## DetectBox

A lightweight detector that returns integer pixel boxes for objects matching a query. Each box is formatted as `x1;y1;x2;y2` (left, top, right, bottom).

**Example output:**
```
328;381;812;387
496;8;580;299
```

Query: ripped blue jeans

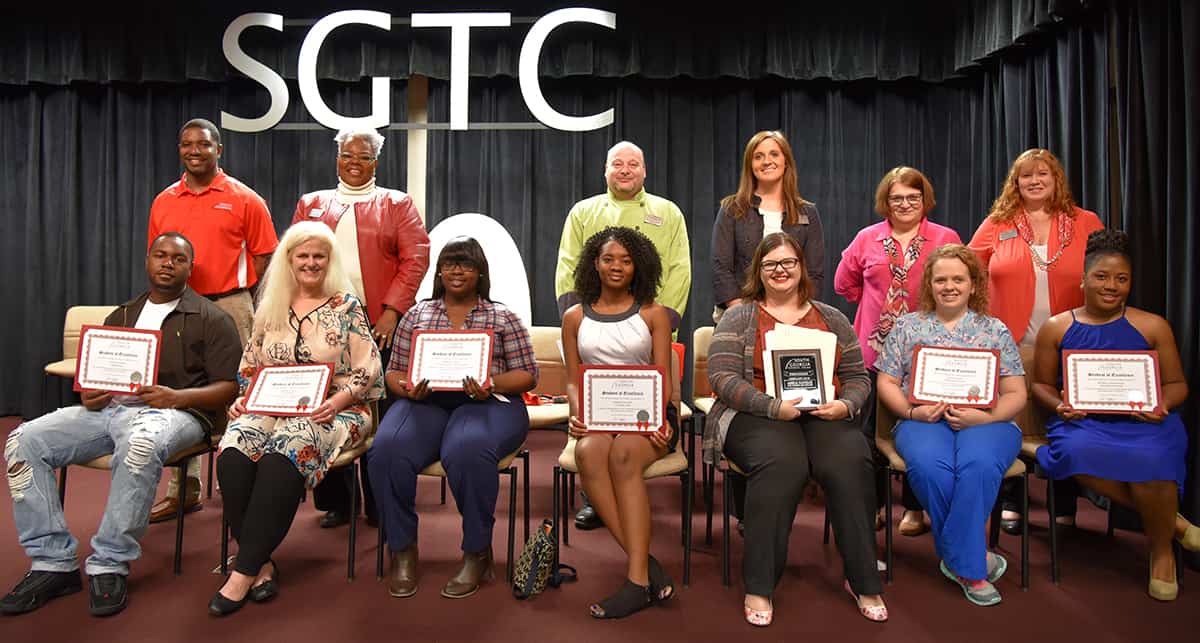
4;403;204;576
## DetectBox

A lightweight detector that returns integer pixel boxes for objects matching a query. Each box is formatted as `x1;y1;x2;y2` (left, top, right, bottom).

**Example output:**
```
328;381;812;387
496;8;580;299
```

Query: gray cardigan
702;299;870;466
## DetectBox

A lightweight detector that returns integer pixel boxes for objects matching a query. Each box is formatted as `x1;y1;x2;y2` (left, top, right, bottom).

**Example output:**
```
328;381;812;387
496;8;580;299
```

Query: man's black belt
203;287;249;301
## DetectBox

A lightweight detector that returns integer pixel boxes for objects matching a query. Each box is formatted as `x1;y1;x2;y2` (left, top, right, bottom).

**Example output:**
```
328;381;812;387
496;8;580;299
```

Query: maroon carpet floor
0;416;1195;642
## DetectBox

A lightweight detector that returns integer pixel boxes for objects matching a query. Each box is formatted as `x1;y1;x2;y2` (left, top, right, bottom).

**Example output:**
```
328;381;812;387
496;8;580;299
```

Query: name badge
998;229;1018;241
643;211;663;226
213;202;234;211
308;208;324;218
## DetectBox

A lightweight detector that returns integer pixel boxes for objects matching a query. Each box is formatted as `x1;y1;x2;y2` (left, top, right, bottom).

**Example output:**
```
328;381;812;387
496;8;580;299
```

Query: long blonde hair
720;130;811;225
254;221;355;330
987;148;1076;222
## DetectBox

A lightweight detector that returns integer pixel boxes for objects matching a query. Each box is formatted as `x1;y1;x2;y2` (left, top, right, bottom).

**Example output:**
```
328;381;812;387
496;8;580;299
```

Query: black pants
723;413;882;597
217;450;306;577
1002;477;1079;517
312;369;392;520
862;370;921;512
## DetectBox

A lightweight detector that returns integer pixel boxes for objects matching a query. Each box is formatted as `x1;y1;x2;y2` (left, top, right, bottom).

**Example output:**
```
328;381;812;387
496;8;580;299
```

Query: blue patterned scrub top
874;310;1024;395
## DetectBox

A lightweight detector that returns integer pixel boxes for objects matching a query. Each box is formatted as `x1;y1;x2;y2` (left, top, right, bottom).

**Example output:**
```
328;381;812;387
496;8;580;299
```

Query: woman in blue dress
1032;229;1198;601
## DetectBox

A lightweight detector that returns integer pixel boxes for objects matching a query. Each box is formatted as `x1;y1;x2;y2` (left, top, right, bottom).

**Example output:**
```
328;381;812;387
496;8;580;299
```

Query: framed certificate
770;349;826;409
909;345;1000;408
1063;350;1162;414
408;330;494;391
580;365;666;433
244;363;334;416
74;325;162;393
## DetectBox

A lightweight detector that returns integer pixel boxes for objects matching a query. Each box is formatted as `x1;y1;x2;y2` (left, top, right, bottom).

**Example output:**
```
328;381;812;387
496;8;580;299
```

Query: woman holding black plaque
562;226;678;619
874;244;1026;607
705;232;885;626
1031;230;1196;601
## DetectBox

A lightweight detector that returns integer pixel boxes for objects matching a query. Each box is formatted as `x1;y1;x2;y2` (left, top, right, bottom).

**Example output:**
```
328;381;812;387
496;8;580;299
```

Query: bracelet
907;407;915;420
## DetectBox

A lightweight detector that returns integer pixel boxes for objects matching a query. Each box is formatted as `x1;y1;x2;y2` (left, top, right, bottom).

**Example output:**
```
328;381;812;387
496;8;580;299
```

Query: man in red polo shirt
145;118;278;521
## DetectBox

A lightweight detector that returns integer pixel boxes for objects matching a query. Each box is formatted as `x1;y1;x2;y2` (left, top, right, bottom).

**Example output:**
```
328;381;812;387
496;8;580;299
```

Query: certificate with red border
74;325;162;393
908;345;1000;408
580;365;666;433
1063;349;1162;414
244;363;334;416
408;329;494;391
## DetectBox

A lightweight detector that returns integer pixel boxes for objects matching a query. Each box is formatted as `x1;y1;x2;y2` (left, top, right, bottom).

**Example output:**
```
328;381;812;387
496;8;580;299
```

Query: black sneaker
88;573;127;617
0;570;82;615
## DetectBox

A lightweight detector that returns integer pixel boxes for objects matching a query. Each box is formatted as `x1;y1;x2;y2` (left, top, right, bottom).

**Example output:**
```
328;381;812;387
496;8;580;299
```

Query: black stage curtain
2;1;1099;85
1110;0;1200;566
0;79;407;419
424;16;1110;338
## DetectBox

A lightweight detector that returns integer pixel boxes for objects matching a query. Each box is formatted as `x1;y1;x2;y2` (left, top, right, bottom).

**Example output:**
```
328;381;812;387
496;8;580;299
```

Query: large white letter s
221;13;288;133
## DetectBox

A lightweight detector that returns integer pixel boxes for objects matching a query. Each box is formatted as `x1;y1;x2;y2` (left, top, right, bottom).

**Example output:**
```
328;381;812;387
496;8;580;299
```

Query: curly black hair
1083;229;1131;273
573;226;662;306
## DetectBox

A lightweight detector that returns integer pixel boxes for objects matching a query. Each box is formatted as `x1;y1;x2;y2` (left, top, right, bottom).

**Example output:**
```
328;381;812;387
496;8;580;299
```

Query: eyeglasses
760;258;800;272
887;194;923;207
441;260;479;272
338;153;376;163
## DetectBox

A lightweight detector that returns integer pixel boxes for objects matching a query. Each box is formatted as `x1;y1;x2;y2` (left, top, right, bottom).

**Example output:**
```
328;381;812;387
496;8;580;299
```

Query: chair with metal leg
58;433;220;576
874;397;1030;589
374;447;531;583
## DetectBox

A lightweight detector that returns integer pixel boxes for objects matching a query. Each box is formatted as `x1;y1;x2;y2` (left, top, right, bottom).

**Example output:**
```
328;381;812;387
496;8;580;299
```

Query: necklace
1015;210;1073;270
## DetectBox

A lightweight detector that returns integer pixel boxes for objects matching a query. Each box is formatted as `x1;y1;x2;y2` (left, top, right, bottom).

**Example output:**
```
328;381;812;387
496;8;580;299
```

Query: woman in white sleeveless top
562;226;677;619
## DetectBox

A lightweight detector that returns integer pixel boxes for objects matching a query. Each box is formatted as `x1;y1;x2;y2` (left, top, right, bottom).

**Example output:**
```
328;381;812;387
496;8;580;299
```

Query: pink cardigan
834;218;962;368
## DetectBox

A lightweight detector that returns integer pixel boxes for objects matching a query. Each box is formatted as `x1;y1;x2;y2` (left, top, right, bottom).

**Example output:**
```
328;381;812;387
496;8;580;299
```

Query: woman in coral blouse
969;148;1103;534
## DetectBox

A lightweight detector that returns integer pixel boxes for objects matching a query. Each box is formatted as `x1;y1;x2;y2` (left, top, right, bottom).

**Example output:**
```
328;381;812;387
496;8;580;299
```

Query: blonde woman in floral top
209;221;383;616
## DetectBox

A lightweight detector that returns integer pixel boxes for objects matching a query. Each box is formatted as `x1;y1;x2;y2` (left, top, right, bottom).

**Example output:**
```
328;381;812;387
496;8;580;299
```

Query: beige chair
527;326;571;430
552;350;693;585
220;402;379;580
374;446;530;583
47;304;223;501
875;396;1029;588
43;305;119;380
58;430;221;575
1012;347;1180;585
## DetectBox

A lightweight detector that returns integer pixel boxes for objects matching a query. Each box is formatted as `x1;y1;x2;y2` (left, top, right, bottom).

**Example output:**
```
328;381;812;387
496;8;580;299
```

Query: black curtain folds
2;1;1102;85
0;80;407;419
2;2;1197;561
1111;0;1200;566
424;20;1110;333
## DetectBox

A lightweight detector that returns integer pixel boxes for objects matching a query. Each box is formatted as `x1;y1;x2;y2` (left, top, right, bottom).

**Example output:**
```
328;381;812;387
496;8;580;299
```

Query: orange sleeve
968;217;996;266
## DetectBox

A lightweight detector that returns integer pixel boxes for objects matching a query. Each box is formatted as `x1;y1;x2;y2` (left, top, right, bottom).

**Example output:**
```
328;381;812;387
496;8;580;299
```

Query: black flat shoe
647;556;675;604
1000;516;1023;536
589;580;653;619
574;504;603;531
319;511;350;529
208;589;248;617
249;560;279;603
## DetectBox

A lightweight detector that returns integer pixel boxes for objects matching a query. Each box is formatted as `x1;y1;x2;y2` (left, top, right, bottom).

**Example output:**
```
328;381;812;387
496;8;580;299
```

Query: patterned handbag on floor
512;519;577;599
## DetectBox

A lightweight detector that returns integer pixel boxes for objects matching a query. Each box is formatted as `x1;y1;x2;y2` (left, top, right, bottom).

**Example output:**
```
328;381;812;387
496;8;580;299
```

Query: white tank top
577;302;652;366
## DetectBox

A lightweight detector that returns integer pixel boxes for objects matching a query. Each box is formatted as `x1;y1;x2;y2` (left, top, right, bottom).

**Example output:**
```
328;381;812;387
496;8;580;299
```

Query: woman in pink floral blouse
209;221;384;616
834;167;961;536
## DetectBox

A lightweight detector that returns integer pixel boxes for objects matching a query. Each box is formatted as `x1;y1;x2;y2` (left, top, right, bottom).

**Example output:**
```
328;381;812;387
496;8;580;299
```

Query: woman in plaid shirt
369;237;538;600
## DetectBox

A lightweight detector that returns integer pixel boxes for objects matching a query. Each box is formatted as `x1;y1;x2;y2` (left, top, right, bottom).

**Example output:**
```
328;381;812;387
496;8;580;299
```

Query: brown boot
441;546;494;599
387;544;419;598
